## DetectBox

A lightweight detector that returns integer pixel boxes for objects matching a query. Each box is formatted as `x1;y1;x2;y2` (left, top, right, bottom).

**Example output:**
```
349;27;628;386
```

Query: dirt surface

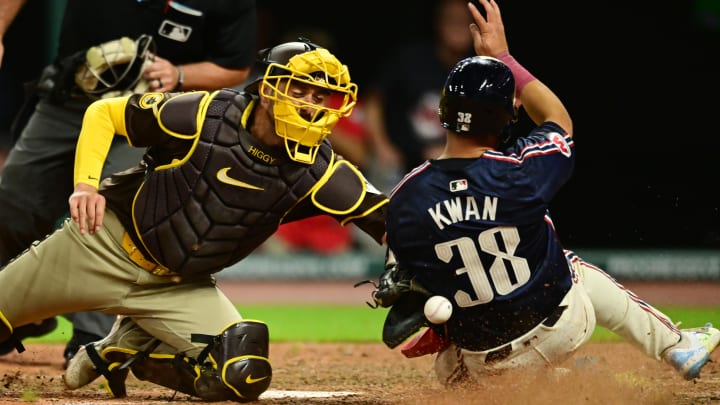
1;280;719;404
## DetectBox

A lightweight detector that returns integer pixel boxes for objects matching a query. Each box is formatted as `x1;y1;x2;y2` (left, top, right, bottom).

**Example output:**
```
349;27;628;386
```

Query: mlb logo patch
159;21;192;42
449;179;468;192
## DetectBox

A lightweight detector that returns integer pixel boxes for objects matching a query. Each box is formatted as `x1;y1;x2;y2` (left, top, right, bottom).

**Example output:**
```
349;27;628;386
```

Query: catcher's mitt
382;291;429;348
354;249;433;348
354;249;431;308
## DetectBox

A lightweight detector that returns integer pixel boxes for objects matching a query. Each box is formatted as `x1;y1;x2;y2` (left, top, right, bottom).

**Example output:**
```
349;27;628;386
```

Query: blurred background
2;0;719;279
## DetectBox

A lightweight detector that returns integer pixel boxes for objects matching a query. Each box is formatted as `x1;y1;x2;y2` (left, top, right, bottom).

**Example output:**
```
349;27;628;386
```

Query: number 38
435;226;530;307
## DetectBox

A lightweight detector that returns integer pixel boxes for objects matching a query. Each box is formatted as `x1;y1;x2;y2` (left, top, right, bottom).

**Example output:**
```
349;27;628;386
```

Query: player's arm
69;96;131;235
73;90;187;190
468;0;572;137
0;0;26;66
331;160;389;245
73;97;131;190
70;96;130;233
70;91;192;234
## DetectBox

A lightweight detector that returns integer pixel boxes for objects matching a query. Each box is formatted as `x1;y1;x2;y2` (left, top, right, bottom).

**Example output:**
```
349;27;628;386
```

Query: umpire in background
0;0;256;366
0;38;387;401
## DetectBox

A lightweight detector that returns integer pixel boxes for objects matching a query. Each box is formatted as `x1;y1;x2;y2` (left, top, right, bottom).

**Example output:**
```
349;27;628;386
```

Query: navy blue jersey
386;122;576;351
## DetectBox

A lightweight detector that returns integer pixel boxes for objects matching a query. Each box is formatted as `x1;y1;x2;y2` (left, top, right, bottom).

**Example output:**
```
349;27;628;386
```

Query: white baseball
424;295;453;324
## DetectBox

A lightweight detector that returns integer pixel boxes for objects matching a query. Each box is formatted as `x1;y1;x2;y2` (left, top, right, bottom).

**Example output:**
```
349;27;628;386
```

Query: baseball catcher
0;38;388;401
365;0;720;386
0;0;257;368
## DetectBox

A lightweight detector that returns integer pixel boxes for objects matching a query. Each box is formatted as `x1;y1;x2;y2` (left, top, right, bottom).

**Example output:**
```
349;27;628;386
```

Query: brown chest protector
132;90;333;276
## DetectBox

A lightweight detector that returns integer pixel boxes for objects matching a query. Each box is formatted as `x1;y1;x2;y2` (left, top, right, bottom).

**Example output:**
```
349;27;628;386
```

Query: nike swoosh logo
216;167;264;190
245;374;269;384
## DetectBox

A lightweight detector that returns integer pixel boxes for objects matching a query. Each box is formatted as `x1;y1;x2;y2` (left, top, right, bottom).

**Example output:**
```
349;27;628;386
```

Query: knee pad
103;320;272;402
195;320;272;401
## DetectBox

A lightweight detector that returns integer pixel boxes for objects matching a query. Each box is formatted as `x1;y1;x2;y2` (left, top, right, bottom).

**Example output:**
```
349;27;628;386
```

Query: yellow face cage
260;49;358;164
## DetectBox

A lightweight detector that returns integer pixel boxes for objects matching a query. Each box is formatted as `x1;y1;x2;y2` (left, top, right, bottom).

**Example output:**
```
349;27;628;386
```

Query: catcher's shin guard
196;320;272;401
105;320;272;402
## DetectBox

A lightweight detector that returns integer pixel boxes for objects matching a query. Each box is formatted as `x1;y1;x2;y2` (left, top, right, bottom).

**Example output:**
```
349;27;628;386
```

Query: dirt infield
2;341;719;404
1;280;719;404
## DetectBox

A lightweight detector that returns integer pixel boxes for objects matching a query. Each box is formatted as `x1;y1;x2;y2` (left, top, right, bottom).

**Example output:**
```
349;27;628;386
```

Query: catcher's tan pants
434;254;682;383
0;209;242;355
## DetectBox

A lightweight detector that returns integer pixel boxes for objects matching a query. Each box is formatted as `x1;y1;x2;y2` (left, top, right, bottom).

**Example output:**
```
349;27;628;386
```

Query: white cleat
663;323;720;380
63;345;101;389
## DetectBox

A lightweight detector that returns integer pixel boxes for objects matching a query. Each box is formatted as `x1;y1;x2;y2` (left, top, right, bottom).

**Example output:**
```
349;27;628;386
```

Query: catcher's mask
245;38;357;164
75;34;155;99
439;56;518;139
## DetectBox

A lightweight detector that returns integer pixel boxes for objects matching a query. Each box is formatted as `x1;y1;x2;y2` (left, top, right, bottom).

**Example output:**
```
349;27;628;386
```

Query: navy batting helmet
438;56;516;136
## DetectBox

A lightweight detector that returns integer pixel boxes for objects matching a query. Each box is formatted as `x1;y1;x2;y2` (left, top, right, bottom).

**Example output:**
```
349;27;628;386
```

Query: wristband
174;65;184;91
495;51;535;96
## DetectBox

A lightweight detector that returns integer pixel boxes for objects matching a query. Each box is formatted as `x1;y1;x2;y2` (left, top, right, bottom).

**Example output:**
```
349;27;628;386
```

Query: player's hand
468;0;509;58
68;183;106;235
144;54;180;92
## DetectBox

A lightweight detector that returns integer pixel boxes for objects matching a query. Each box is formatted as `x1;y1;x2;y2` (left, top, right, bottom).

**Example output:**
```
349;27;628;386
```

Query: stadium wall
215;249;720;281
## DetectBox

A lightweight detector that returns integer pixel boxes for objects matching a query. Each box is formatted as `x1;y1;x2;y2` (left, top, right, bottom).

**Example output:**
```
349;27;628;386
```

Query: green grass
589;308;720;342
26;306;719;344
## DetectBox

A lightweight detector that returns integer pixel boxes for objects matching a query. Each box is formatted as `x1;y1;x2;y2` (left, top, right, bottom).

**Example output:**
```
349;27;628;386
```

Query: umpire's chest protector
132;90;338;276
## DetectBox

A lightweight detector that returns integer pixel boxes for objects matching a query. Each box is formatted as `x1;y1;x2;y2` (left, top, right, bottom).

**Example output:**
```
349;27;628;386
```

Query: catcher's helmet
245;38;357;164
74;34;155;99
439;56;516;136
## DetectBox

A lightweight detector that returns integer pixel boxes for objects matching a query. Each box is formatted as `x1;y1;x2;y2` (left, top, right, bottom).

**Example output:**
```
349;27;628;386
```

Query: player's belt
121;232;178;277
484;305;568;363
